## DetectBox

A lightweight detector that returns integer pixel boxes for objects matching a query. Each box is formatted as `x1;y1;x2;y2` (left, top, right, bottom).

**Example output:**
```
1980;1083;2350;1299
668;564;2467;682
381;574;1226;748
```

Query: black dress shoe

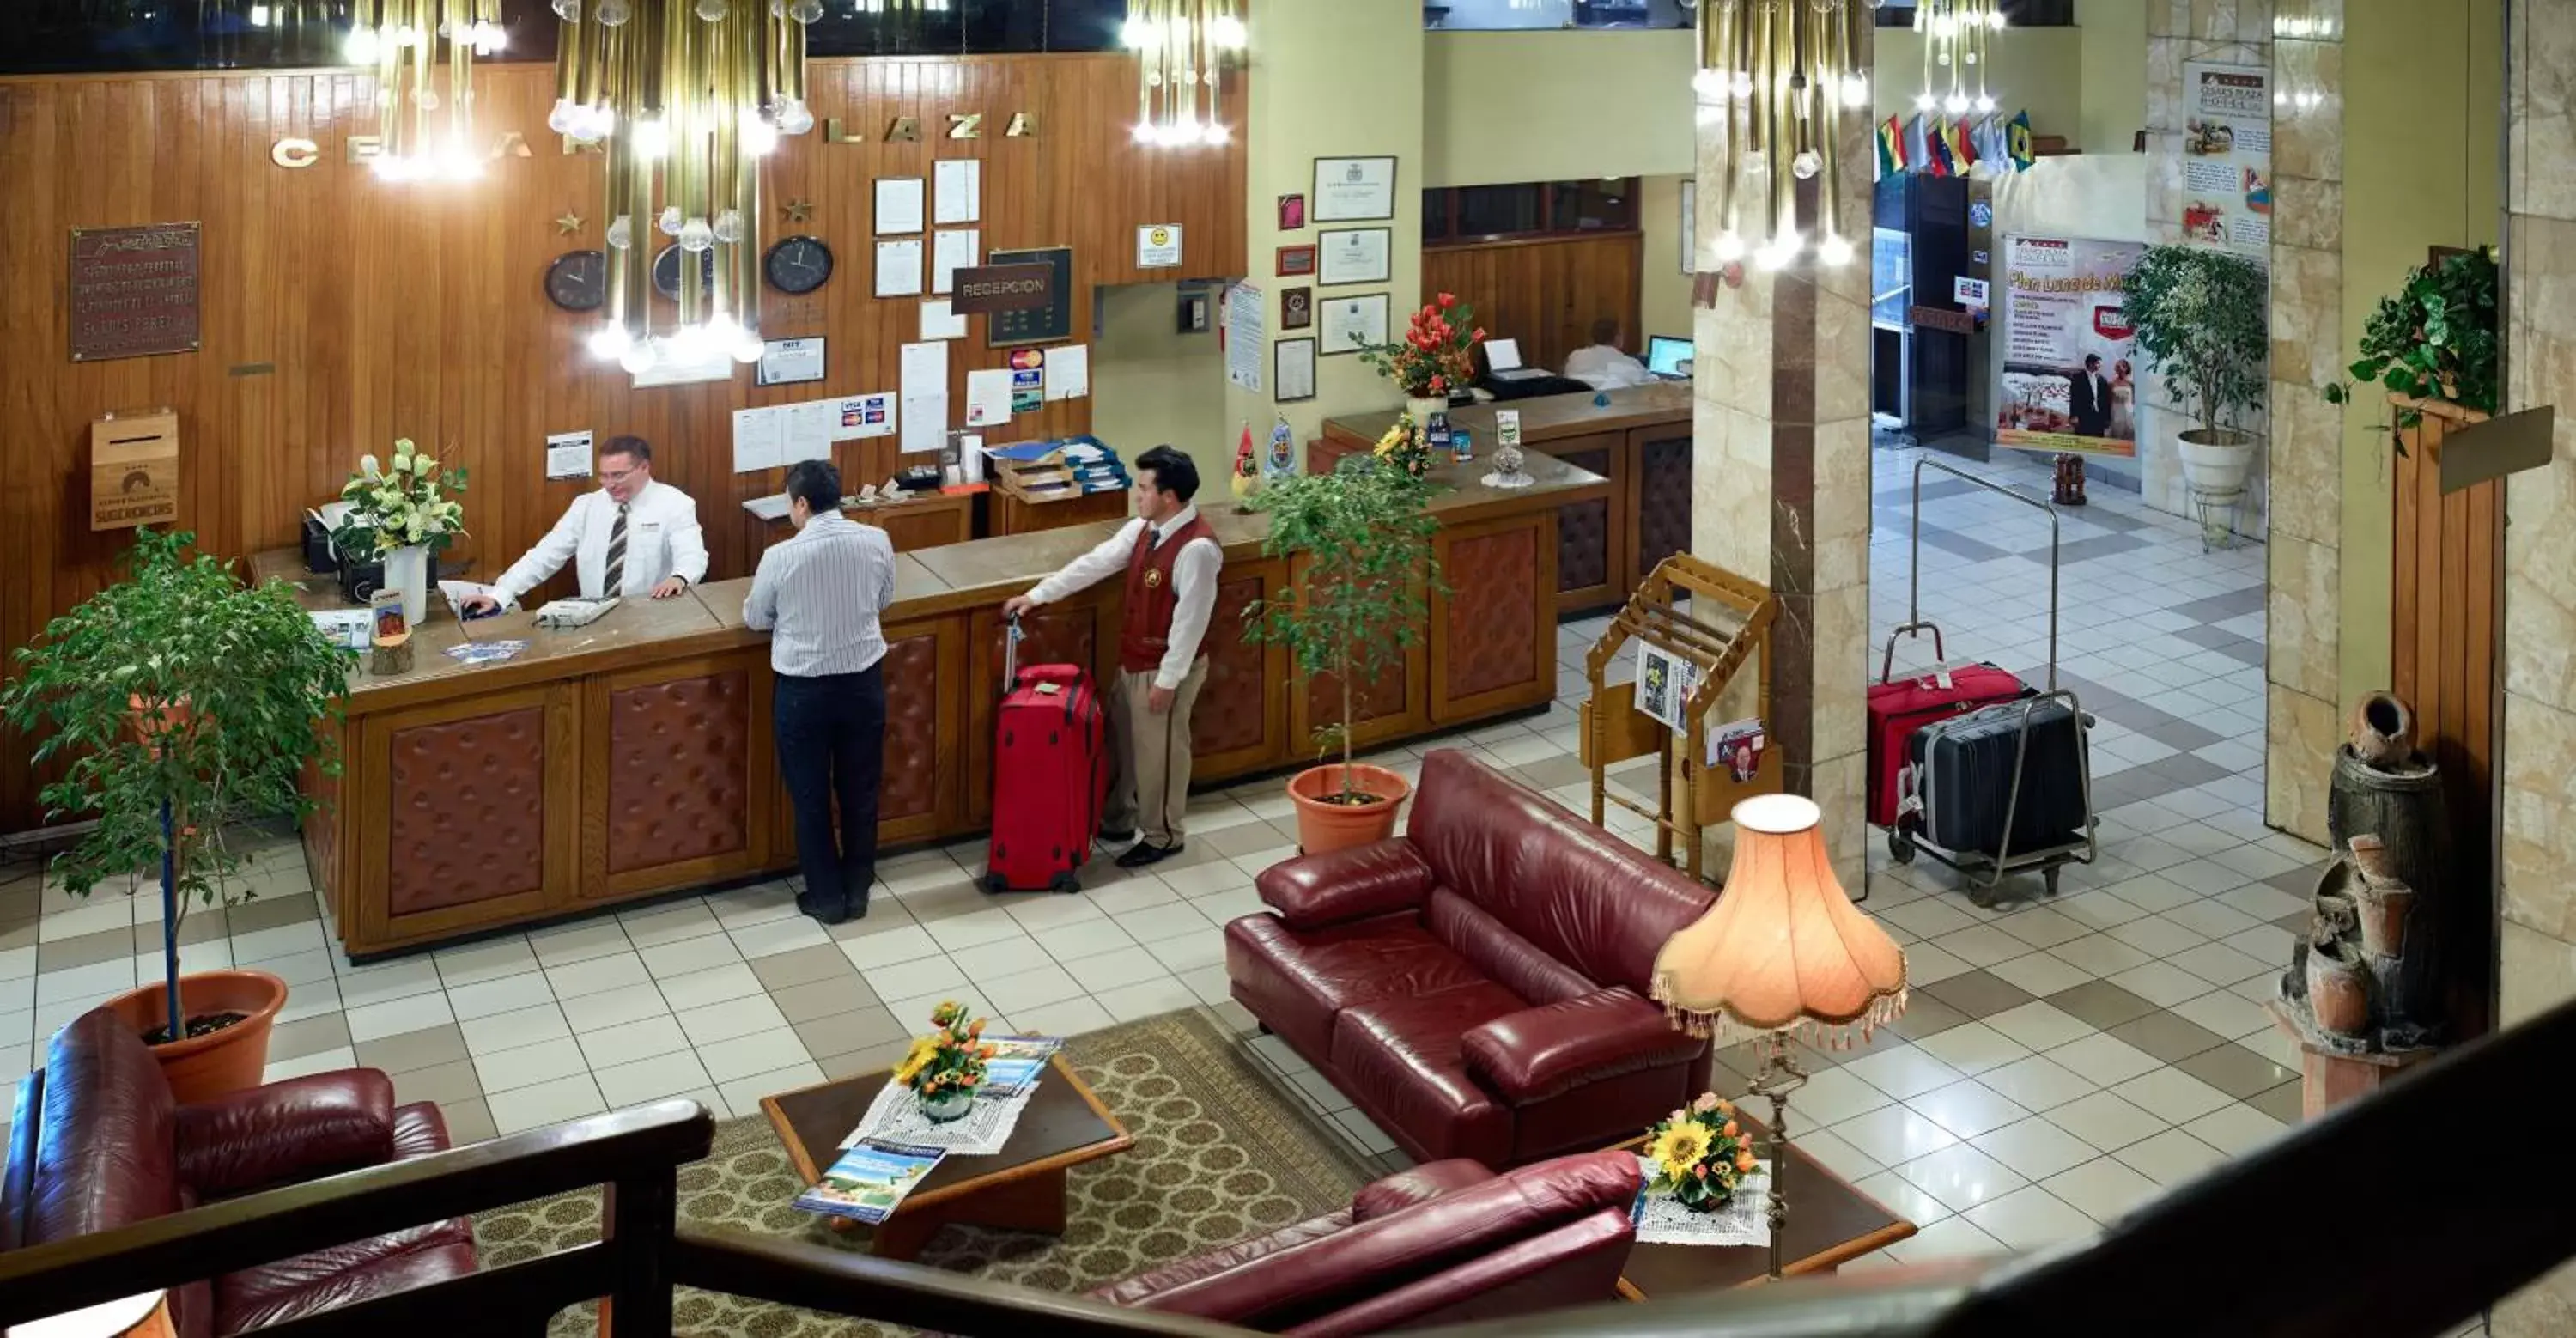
1115;842;1182;869
799;891;854;926
1097;828;1137;845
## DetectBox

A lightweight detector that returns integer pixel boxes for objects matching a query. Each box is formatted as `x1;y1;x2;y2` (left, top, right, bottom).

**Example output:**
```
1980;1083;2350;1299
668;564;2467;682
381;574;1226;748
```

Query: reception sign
1993;234;2145;459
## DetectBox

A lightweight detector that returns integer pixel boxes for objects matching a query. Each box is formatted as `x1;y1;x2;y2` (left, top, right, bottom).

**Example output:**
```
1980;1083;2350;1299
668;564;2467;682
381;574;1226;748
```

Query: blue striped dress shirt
742;513;897;677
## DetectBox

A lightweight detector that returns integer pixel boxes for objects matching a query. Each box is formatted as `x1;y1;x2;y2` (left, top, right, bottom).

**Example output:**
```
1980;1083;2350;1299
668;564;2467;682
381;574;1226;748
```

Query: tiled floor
0;444;2376;1292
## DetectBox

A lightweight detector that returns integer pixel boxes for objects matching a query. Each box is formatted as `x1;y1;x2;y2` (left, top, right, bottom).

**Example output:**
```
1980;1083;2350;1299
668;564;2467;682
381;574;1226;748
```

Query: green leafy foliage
2119;245;2270;437
1244;458;1446;801
2322;246;2500;417
335;436;471;558
0;529;350;922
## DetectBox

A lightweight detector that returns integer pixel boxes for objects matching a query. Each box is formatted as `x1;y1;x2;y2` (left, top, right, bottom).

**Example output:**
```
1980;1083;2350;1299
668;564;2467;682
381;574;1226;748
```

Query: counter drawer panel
1194;573;1269;757
1444;526;1541;702
386;708;550;916
1556;447;1613;595
1634;432;1692;579
880;632;943;825
605;671;752;874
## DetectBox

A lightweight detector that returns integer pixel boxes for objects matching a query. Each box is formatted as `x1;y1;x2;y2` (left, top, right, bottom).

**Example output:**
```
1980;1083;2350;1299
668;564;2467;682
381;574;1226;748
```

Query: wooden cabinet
582;649;774;903
1544;431;1628;614
1431;511;1558;722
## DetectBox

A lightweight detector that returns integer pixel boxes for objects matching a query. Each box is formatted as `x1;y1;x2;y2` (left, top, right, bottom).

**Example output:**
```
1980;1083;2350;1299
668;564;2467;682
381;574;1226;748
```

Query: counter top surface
1324;382;1692;446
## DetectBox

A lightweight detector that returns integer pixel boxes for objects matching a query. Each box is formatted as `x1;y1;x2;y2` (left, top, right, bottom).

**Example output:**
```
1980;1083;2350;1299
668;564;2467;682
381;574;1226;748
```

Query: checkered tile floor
0;445;2419;1298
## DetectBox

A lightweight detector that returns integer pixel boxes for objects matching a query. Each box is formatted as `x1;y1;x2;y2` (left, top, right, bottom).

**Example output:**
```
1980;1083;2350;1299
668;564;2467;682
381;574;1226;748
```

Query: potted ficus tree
1;528;349;1101
1248;456;1446;853
2120;245;2270;519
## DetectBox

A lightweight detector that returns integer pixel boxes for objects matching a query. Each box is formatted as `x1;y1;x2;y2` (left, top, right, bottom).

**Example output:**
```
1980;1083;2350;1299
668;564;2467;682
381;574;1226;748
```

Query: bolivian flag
1946;119;1978;172
2008;110;2037;171
1877;115;1907;176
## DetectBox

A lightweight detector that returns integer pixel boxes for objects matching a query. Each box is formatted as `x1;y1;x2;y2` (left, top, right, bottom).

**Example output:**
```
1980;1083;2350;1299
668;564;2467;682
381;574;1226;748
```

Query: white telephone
535;597;620;629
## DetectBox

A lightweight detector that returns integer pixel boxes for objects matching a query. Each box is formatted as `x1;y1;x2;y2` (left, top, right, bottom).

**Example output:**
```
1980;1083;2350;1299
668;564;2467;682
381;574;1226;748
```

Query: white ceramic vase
384;544;430;628
1406;394;1449;423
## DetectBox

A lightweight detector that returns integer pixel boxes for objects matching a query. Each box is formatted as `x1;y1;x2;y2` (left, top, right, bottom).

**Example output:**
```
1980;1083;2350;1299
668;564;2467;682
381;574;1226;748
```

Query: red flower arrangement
1358;293;1485;398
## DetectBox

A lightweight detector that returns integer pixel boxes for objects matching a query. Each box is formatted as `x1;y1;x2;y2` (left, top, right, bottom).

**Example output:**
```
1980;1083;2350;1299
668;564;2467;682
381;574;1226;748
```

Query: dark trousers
772;663;886;916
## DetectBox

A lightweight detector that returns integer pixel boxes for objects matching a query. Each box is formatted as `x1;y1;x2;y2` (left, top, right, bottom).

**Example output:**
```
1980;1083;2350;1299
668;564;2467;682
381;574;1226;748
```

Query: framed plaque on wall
1312;155;1397;223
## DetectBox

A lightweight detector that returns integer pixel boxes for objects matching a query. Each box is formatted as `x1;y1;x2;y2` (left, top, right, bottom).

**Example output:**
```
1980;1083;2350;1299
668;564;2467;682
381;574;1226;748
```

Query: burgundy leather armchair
1092;1152;1643;1335
1228;749;1718;1167
2;1009;477;1336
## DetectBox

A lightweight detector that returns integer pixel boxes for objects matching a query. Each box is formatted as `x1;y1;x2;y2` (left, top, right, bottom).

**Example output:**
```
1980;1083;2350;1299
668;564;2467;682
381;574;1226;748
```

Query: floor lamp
1652;794;1910;1279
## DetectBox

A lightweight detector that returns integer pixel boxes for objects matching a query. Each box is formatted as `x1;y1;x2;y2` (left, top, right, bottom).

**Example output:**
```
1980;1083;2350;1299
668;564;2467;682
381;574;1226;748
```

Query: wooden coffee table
1612;1111;1916;1297
761;1056;1133;1261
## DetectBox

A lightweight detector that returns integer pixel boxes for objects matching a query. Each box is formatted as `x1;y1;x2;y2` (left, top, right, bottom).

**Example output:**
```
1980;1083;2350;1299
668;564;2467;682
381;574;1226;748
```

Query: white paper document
964;368;1015;427
1044;344;1091;401
1225;283;1265;392
874;176;926;235
920;299;968;341
1275;338;1316;403
901;397;948;454
1136;223;1183;268
544;430;593;480
933;158;982;225
933;229;980;295
875;239;925;298
783;400;838;464
732;405;785;473
834;392;897;441
758;337;826;386
740;493;793;522
899;340;949;401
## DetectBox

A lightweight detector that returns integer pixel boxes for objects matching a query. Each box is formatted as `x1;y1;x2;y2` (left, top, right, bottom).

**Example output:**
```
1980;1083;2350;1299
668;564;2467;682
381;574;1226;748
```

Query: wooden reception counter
284;451;1606;958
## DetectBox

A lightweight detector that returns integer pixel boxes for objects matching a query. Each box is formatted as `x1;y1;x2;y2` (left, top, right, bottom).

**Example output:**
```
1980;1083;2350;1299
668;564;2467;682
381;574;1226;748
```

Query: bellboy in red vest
1002;447;1220;868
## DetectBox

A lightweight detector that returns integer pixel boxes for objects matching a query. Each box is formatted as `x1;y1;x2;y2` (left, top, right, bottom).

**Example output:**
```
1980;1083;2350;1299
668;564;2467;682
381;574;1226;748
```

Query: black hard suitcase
1901;696;2090;859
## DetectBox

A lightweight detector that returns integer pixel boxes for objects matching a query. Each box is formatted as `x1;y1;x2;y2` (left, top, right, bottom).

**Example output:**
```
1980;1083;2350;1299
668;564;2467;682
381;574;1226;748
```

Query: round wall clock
651;244;718;301
544;250;606;312
763;235;835;295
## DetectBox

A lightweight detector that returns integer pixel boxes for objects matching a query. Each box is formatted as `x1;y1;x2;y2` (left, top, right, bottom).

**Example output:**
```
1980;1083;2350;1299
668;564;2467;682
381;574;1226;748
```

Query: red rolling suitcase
984;618;1109;895
1868;661;2024;828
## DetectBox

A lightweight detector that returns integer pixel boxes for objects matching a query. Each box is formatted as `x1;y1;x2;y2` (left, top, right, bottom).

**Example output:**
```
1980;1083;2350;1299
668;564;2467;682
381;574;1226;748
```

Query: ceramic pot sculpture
2306;939;2372;1038
2350;691;2416;769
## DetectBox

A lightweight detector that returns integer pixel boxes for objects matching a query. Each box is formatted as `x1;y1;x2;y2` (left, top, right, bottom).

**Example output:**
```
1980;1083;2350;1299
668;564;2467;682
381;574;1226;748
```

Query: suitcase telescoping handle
1003;611;1025;690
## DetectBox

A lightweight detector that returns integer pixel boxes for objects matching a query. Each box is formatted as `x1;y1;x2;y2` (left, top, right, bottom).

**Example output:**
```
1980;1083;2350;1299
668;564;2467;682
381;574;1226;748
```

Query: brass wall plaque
69;222;202;362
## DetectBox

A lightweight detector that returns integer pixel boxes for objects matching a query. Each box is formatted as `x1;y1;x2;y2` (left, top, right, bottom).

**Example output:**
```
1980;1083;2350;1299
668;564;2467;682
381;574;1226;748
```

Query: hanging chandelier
346;0;511;182
1913;0;2005;115
1122;0;1248;148
549;0;823;374
1696;0;1869;272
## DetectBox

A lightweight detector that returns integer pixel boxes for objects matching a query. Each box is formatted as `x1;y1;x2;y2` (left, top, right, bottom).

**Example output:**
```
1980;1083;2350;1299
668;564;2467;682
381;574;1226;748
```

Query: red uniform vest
1121;514;1217;674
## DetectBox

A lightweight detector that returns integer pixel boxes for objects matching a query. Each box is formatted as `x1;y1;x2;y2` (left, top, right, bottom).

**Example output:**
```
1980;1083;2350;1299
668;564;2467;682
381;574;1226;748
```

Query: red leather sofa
1092;1151;1642;1334
2;1009;477;1336
1228;749;1719;1167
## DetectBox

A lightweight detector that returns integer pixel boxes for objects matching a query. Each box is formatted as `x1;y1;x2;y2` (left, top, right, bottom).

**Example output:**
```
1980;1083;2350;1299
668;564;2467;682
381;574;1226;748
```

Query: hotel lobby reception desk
287;454;1604;958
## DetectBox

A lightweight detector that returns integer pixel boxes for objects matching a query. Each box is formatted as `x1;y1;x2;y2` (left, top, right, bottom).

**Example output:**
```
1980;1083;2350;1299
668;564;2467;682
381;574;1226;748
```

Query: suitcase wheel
1967;880;2001;910
984;873;1009;894
1886;827;1916;865
1050;873;1081;895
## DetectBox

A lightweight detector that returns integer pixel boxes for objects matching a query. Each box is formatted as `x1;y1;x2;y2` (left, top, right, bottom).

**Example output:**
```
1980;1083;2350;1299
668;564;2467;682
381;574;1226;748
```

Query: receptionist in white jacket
460;436;708;613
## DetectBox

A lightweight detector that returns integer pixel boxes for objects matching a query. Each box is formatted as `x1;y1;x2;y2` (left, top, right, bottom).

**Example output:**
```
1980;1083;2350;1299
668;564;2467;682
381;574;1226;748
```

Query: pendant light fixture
1912;0;2005;116
1696;0;1869;271
1122;0;1248;148
549;0;823;374
346;0;511;182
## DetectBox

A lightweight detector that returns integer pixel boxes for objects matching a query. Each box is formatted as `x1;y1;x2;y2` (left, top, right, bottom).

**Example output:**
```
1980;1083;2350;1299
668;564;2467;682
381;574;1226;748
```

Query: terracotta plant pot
2352;882;2416;960
2349;691;2416;769
2305;942;2371;1038
102;969;290;1104
1286;763;1413;855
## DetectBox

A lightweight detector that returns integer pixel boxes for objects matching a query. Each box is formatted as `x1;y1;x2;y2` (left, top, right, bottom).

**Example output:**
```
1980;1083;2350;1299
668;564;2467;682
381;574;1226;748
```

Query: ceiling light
1125;1;1247;150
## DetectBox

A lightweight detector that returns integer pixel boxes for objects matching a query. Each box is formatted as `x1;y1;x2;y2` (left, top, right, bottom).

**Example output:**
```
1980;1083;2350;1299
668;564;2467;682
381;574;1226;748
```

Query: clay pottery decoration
2353;880;2416;960
2306;940;2371;1037
2349;691;2415;769
1286;763;1413;854
102;969;290;1104
2348;833;2397;886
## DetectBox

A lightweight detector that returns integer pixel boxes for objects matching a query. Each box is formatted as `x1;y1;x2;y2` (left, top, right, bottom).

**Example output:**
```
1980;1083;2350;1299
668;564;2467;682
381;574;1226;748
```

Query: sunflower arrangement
892;1000;996;1100
1644;1092;1758;1213
1370;411;1437;480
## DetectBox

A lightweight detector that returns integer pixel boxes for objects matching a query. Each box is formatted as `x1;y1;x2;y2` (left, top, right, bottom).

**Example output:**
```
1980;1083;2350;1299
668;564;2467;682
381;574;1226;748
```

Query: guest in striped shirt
745;460;898;924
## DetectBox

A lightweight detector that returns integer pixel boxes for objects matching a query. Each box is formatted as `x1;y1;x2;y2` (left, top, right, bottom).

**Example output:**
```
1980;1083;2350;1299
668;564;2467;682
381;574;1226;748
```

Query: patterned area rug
472;1008;1373;1337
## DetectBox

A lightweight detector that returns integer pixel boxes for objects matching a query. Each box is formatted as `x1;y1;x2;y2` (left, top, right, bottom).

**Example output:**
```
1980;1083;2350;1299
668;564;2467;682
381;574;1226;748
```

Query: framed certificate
1275;337;1317;404
1312;155;1398;222
1316;228;1392;286
1319;292;1389;356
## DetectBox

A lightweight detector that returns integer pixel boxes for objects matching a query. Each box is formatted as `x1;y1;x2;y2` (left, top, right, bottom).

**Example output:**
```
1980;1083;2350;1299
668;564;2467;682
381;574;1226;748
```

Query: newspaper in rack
792;1140;947;1225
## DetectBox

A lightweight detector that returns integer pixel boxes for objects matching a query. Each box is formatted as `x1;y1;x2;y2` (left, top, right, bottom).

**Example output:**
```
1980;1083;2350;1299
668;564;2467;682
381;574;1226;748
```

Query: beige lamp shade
9;1292;173;1338
1652;794;1908;1043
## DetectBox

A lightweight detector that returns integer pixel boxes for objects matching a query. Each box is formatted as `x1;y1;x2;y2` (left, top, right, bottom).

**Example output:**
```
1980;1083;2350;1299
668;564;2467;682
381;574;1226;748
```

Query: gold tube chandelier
346;0;509;182
548;0;823;374
1696;0;1869;271
1913;0;2005;115
1122;0;1248;149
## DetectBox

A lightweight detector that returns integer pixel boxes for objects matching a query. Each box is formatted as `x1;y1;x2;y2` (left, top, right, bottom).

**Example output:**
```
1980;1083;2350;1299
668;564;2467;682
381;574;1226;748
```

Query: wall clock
764;235;835;295
651;244;717;301
544;249;606;312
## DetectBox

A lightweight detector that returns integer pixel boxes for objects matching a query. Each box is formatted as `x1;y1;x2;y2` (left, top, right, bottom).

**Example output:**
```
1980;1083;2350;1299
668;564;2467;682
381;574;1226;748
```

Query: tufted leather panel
1443;527;1540;701
995;603;1097;683
605;671;750;873
1634;434;1692;579
1193;573;1268;755
878;633;940;824
386;708;548;917
1553;447;1612;594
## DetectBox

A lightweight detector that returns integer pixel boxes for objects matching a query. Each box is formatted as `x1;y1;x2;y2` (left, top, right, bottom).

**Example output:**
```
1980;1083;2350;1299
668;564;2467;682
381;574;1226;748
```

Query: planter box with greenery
1246;457;1447;854
2322;245;2500;438
2120;246;2270;532
2;528;350;1100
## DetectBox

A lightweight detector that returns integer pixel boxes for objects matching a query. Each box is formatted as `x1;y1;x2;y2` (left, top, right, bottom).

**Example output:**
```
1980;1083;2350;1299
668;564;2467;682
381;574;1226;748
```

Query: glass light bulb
1212;15;1247;48
1792;149;1823;179
1731;70;1754;100
1818;234;1855;267
552;0;580;18
633;118;670;160
1714;231;1747;264
596;0;630;24
1944;93;1971;114
1840;74;1870;108
1203;120;1230;144
345;24;380;61
740;113;779;157
577;106;615;142
1988;10;2008;28
732;332;767;364
586;325;632;359
679;218;714;252
1915;92;1936;112
712;209;744;244
1974;94;1996;113
705;312;742;344
619;341;658;374
1132;123;1155;145
788;0;823;21
695;0;726;17
548;98;580;135
774;97;814;136
1759;234;1801;271
1121;16;1156;47
669;324;713;362
606;214;633;249
1692;68;1726;99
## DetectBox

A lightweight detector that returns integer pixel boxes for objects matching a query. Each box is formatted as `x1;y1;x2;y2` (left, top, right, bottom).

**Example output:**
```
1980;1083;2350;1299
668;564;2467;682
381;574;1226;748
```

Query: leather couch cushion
1257;841;1435;932
1351;1159;1494;1221
391;1103;453;1160
1424;889;1596;1007
1329;986;1528;1166
1226;915;1488;1063
176;1072;395;1199
214;1220;478;1335
1293;1207;1635;1338
27;1011;182;1244
1089;1212;1354;1307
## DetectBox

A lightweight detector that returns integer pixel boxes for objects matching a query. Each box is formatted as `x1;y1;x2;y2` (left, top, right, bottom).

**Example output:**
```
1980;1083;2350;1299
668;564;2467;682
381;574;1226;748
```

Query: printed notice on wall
544;430;593;480
1224;282;1265;392
2181;61;2271;259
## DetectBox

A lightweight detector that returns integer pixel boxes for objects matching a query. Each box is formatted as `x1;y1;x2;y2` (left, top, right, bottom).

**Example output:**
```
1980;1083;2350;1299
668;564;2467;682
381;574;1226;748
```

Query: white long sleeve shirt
494;479;708;605
742;513;897;677
1563;344;1656;391
1024;506;1222;690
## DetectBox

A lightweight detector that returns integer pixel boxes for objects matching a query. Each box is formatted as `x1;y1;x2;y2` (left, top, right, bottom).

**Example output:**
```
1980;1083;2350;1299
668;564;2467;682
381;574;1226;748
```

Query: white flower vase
385;544;430;627
1406;394;1449;423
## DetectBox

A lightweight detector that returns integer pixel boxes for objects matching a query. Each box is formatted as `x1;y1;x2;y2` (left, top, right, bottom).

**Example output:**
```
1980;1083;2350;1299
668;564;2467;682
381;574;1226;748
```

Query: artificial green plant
2323;246;2500;435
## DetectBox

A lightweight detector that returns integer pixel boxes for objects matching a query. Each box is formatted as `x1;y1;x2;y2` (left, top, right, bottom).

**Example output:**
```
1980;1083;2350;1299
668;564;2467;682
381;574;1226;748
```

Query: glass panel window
1455;185;1546;240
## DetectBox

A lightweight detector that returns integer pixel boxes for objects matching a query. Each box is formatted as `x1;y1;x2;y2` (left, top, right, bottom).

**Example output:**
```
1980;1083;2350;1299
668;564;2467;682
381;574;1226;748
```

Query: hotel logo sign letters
272;113;1035;167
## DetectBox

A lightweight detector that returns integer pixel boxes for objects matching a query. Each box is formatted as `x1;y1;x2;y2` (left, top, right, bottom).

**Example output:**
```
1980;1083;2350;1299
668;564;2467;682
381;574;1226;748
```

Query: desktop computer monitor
1644;335;1692;378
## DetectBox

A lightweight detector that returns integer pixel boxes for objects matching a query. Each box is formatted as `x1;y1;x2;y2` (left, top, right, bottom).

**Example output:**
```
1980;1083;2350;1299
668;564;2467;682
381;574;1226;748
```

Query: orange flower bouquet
894;1000;997;1122
1643;1092;1757;1213
1358;292;1485;400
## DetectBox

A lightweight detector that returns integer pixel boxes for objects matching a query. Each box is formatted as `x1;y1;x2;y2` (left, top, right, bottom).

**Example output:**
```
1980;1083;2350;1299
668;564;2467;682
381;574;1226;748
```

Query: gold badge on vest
1144;569;1164;589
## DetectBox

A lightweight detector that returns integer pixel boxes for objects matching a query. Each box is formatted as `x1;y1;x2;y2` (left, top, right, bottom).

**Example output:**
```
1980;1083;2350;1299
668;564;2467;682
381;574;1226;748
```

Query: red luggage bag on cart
984;617;1109;895
1868;660;2025;828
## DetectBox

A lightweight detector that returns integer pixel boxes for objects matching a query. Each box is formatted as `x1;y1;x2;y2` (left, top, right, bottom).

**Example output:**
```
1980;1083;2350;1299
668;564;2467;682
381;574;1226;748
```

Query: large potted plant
1;528;350;1101
2119;246;2270;505
333;436;468;627
1358;292;1485;423
2322;246;2500;435
1248;457;1446;854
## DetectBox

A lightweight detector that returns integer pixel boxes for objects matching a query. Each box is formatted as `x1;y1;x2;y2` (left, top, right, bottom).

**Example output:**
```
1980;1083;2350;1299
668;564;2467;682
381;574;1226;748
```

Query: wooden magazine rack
1579;555;1778;881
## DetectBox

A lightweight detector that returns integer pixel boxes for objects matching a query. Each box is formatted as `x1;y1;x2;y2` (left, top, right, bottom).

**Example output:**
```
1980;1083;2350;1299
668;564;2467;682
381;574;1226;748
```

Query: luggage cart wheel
2043;866;2062;897
1886;828;1916;865
1968;880;2001;910
1050;873;1082;895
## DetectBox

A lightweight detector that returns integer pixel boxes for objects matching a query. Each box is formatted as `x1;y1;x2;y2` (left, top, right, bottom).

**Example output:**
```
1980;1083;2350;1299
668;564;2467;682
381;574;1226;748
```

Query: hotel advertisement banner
2182;61;2272;259
1993;234;2145;459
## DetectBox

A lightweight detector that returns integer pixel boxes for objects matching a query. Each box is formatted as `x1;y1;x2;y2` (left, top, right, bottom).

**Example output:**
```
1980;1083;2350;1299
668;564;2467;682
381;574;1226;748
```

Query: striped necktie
603;502;629;595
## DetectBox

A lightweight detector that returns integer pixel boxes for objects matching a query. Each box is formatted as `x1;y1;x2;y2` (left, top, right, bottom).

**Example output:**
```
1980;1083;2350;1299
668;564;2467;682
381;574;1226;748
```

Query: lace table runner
841;1081;1036;1156
1631;1154;1774;1248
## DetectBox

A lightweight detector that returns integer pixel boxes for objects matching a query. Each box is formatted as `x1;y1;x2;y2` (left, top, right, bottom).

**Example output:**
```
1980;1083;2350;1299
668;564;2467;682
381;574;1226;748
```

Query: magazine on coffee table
793;1140;948;1225
980;1036;1063;1098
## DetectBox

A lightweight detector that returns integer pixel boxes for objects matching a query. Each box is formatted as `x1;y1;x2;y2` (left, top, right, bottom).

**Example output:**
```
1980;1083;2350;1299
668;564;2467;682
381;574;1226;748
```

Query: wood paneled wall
1419;233;1642;375
0;53;1245;833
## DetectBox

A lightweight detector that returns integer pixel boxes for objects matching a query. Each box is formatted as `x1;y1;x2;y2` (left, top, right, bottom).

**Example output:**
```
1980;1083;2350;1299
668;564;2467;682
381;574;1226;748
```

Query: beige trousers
1105;657;1209;848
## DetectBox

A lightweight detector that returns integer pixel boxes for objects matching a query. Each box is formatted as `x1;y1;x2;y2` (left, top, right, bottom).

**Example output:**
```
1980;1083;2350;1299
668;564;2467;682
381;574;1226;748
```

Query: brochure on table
792;1140;948;1225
